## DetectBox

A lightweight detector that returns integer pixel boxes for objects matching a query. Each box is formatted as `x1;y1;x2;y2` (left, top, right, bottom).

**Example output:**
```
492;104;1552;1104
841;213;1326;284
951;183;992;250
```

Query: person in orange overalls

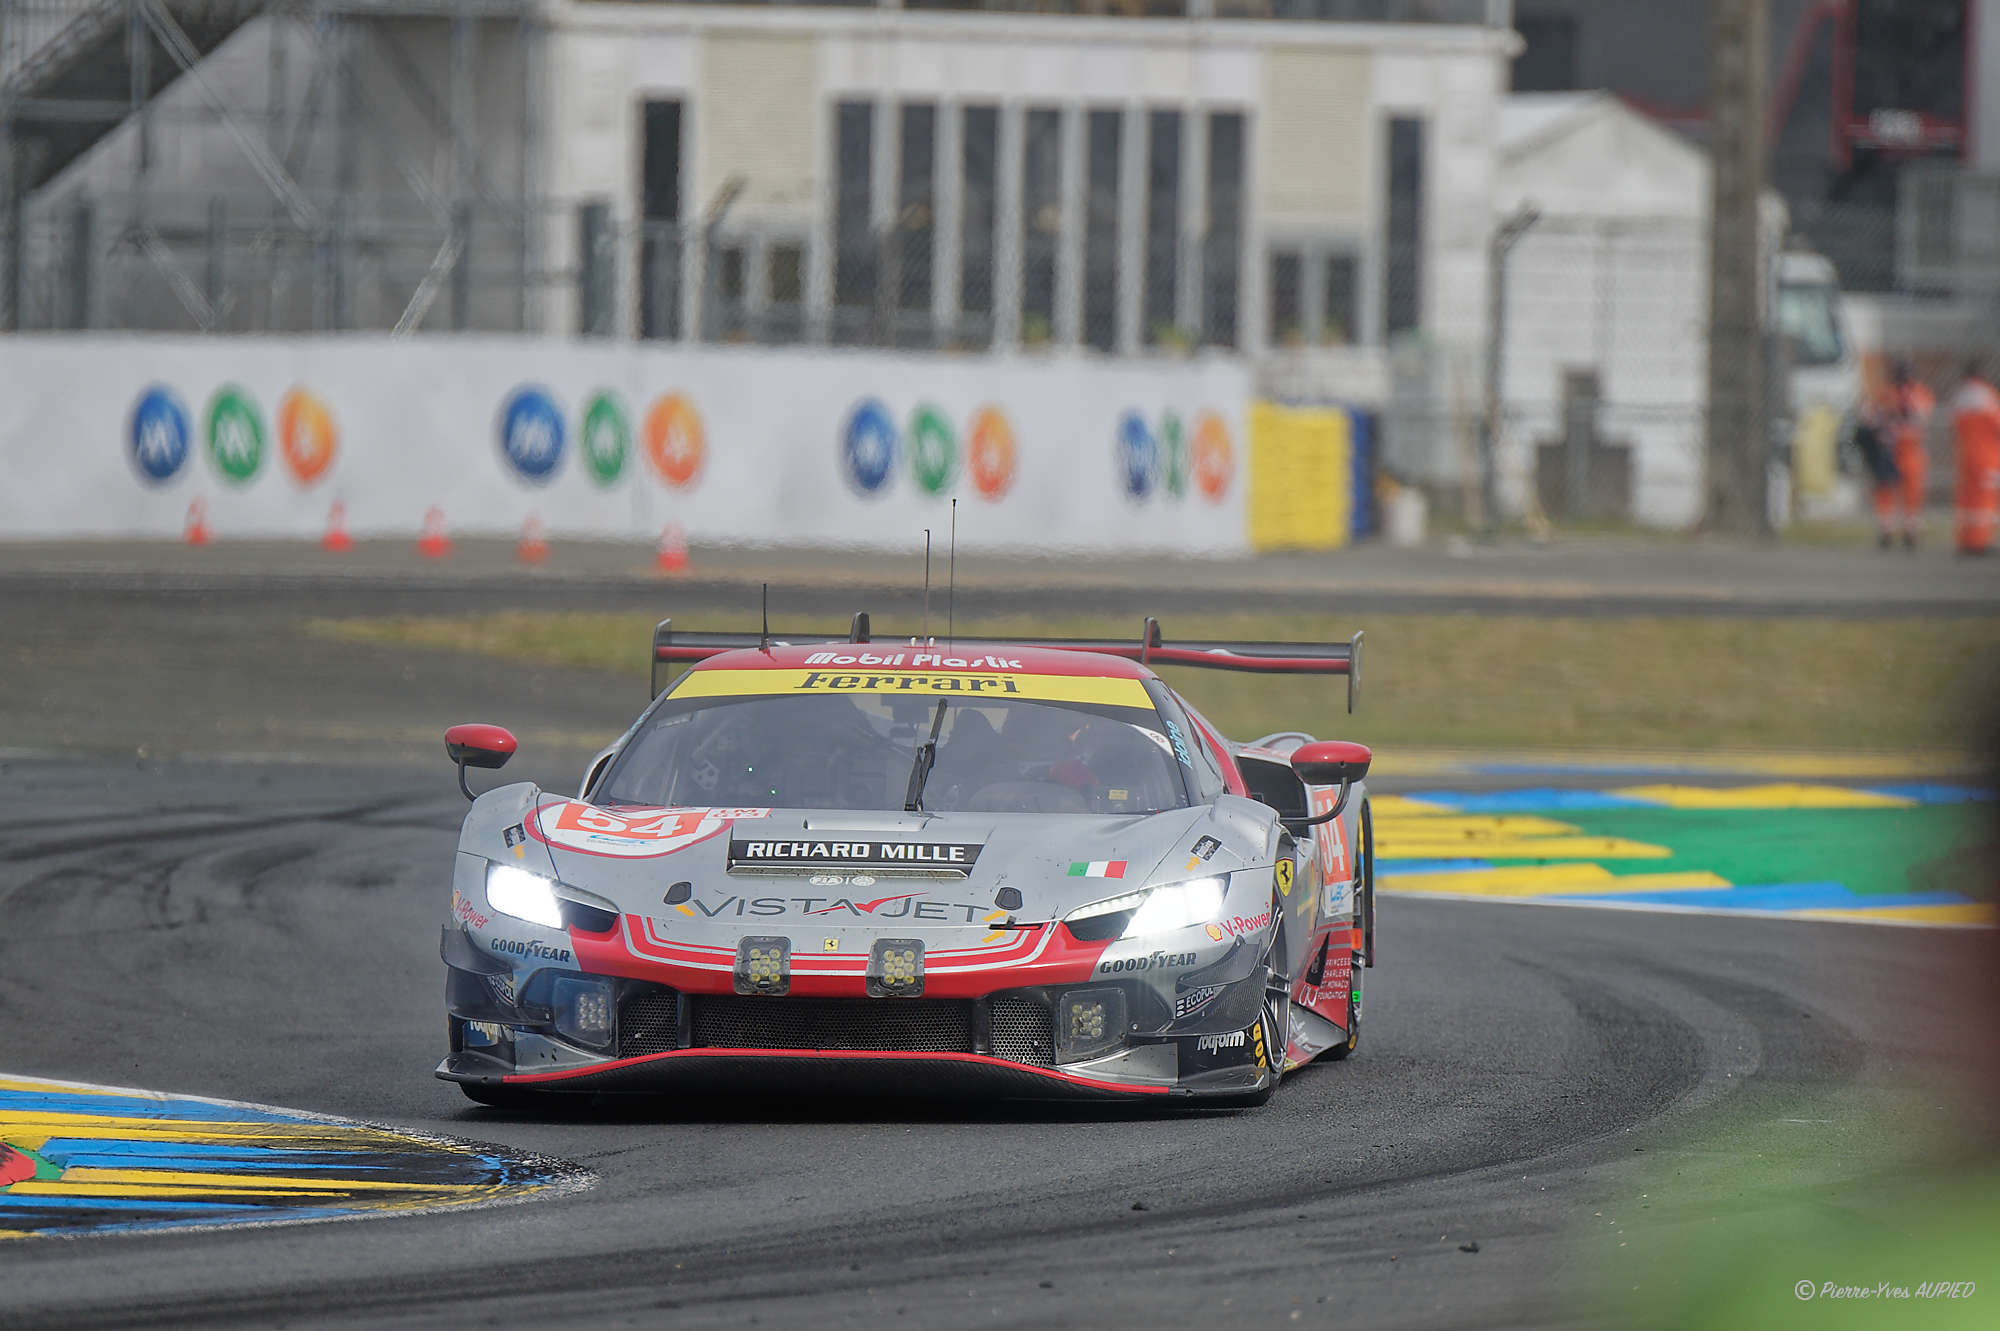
1952;359;2000;556
1868;361;1935;550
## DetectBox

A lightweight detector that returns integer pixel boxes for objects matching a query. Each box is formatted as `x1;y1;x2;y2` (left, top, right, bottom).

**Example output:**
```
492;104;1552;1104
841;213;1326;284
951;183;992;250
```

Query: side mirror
446;723;517;801
1282;741;1371;830
1290;740;1370;788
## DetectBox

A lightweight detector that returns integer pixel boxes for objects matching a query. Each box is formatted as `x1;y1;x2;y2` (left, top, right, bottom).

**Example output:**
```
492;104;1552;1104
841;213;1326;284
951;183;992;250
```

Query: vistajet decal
684;893;990;923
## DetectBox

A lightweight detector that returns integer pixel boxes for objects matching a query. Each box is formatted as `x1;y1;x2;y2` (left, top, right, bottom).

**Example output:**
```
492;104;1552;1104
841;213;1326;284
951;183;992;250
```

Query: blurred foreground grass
303;610;2000;754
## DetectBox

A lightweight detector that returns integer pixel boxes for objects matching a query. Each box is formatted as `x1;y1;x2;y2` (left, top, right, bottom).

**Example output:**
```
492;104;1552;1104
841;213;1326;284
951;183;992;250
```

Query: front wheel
1206;937;1288;1107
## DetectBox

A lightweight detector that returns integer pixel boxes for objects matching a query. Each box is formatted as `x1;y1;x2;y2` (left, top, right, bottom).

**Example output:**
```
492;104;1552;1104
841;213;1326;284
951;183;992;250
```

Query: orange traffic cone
517;513;549;564
184;497;212;547
656;522;689;574
322;500;354;554
417;506;452;560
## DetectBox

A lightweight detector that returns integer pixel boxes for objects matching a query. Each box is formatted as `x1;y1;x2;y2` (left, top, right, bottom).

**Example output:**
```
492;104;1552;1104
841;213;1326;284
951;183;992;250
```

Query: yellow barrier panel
1249;402;1352;551
1794;403;1841;497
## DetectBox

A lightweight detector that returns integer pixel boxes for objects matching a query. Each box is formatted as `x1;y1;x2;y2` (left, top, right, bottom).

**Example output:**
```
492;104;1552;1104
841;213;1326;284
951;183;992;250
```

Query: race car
436;615;1374;1106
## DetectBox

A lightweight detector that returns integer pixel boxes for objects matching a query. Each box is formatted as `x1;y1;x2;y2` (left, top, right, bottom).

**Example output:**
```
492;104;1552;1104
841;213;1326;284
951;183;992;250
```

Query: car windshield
597;690;1191;815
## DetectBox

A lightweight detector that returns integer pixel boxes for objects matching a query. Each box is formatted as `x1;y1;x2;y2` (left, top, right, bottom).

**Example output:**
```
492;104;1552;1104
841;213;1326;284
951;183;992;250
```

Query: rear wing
650;613;1363;712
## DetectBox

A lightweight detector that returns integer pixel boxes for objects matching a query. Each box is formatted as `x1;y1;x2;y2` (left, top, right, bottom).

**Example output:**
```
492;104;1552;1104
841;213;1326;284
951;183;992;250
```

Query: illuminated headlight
485;863;564;930
552;975;614;1048
1066;875;1227;940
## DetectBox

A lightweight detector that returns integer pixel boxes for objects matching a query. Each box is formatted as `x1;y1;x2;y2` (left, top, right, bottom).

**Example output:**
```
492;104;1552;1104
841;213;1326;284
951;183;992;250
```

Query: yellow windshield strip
673;668;1154;709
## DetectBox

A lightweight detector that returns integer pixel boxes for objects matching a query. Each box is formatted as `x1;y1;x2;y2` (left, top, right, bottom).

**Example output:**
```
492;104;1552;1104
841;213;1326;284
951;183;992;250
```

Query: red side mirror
1291;740;1370;789
446;724;517;769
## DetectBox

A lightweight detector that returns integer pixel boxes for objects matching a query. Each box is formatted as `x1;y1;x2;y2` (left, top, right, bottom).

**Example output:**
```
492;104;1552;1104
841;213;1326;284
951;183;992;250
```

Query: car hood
517;795;1276;929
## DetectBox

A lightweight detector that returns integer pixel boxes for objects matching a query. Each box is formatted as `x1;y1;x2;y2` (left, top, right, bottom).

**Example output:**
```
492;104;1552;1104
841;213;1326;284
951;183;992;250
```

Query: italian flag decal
1068;860;1127;879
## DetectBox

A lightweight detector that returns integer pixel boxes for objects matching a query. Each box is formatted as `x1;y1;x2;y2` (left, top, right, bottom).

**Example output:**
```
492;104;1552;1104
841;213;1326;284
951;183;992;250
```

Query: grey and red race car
436;617;1373;1106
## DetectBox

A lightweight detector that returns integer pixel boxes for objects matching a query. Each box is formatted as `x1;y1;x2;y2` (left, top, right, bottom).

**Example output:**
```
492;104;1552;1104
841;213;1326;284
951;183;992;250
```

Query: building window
1204;110;1244;350
1144;109;1182;347
832;100;874;343
1020;107;1061;345
896;102;937;333
1268;242;1362;347
1083;109;1123;353
1269;249;1304;346
638;98;683;340
1512;14;1580;93
1383;115;1425;338
1323;251;1358;345
960;104;999;340
767;240;805;344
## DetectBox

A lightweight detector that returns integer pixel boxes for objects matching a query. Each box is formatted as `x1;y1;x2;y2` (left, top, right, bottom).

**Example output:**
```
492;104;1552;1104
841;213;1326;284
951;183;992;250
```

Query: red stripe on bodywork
500;1047;1170;1095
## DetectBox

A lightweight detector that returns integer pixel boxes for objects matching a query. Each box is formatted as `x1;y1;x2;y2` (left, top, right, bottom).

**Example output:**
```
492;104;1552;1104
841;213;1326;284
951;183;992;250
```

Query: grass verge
302;610;2000;755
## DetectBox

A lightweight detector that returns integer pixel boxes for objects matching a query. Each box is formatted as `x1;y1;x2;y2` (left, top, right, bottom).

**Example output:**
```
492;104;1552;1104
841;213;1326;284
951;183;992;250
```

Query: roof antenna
947;498;957;650
921;529;932;644
760;582;771;652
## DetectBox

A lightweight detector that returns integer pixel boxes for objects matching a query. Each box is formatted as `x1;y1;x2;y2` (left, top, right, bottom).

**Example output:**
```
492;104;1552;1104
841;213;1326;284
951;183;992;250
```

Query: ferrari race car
436;616;1374;1106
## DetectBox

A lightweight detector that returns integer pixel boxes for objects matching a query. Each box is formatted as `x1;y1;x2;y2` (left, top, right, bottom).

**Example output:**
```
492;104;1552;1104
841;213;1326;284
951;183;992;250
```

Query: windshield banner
672;668;1152;709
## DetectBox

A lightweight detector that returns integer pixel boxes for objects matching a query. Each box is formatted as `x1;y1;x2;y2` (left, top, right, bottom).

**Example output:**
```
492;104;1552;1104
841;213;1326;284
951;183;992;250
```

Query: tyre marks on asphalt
1376;782;1997;926
0;1076;587;1239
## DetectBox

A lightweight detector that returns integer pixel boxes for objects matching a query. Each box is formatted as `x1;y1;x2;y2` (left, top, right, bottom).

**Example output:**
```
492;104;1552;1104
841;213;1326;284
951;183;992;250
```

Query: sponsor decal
205;385;266;485
535;803;767;859
503;822;528;860
841;397;898;495
1196;1029;1246;1054
1191;411;1234;503
1174;983;1225;1019
672;668;1155;710
1160;411;1187;498
642;392;704;489
967;406;1017;499
276;388;337;485
498;385;565;483
684;893;991;923
1117;411;1156;499
1250;1015;1268;1069
808;873;878;887
908;402;957;495
1164;719;1193;768
1213;909;1273;940
801;651;1025;670
728;839;981;872
129;385;191;483
1275;858;1295;896
489;938;572;962
580;390;630;486
823;937;840;952
1068;860;1126;879
1097;949;1197;974
451;890;490;930
1184;834;1222;873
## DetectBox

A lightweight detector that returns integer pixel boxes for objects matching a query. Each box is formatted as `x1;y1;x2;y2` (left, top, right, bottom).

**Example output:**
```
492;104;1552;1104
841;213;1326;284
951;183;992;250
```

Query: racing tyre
1208;933;1288;1107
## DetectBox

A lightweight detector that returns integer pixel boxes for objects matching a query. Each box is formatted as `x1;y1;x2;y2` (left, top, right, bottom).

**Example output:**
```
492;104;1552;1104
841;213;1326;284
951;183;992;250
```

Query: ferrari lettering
1098;950;1197;974
794;671;1021;695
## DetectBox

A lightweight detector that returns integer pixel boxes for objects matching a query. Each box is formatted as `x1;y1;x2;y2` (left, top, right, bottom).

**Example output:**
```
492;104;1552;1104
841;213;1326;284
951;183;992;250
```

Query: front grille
989;996;1055;1067
618;987;682;1057
691;996;973;1053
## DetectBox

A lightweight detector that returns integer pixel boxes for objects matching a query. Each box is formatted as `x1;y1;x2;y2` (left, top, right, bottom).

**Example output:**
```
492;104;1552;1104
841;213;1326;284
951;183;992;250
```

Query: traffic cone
183;497;212;547
321;500;354;554
417;506;452;560
517;513;549;564
656;522;689;574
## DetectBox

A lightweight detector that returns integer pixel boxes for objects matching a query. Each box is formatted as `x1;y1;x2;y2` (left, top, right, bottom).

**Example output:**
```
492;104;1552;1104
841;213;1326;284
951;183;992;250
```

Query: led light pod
734;936;791;996
866;938;925;998
1055;986;1127;1064
552;975;614;1049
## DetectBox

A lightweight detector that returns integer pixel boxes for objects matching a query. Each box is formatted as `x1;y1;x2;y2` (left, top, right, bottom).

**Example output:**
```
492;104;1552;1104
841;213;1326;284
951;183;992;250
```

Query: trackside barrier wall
0;337;1253;554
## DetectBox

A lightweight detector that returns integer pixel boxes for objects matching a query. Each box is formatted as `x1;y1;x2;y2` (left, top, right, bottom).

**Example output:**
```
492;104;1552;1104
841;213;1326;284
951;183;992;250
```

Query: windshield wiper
903;699;949;812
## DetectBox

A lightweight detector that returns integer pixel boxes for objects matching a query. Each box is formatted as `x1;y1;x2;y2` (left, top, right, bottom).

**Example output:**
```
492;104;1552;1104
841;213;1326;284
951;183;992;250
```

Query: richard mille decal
728;839;981;871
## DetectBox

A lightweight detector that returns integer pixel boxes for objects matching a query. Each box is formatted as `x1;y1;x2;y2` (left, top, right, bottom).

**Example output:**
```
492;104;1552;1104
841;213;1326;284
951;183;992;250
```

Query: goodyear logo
671;669;1153;709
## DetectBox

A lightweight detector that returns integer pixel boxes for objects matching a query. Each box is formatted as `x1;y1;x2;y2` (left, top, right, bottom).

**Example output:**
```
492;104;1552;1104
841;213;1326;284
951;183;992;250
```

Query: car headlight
1067;875;1227;940
484;863;564;930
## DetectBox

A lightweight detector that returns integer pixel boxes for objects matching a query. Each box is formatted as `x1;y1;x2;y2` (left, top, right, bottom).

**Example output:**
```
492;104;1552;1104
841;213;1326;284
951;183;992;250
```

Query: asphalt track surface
2;567;1994;1329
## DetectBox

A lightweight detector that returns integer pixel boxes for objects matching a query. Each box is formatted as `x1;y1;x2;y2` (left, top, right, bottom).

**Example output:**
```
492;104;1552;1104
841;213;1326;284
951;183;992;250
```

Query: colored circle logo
499;386;566;484
581;391;630;486
842;398;898;496
1116;411;1156;500
966;406;1017;501
205;385;266;485
1160;411;1187;499
277;388;337;486
642;393;704;490
128;386;190;484
1191;411;1234;502
908;403;957;496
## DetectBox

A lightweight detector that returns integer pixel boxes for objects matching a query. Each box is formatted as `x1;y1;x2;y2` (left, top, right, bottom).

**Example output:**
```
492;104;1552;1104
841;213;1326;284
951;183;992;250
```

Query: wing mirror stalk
445;724;518;802
1279;741;1372;833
